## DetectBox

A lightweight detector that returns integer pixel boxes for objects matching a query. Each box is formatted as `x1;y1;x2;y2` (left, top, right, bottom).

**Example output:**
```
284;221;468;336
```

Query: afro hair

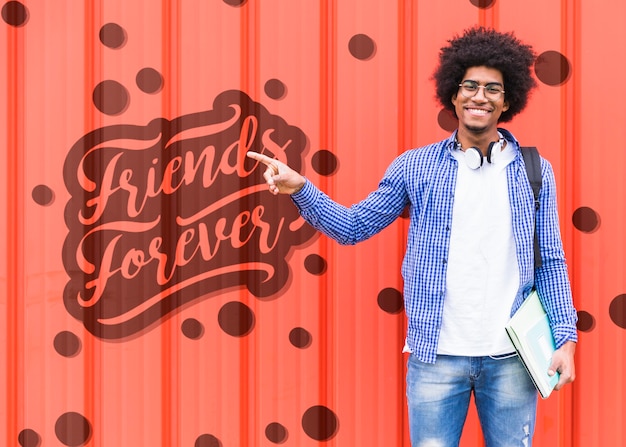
433;27;537;123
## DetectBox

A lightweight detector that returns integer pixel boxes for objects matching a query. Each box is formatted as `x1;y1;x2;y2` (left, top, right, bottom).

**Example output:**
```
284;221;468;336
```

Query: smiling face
452;66;509;143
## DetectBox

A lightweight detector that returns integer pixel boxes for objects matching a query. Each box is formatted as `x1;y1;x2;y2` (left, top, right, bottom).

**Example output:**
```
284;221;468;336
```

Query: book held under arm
505;290;559;399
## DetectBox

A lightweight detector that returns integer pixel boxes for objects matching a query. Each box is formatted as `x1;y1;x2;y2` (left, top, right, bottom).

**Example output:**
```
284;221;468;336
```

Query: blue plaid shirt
292;128;578;363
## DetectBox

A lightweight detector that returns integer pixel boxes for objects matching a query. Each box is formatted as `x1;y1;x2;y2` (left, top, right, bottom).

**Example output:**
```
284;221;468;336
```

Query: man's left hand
548;340;576;390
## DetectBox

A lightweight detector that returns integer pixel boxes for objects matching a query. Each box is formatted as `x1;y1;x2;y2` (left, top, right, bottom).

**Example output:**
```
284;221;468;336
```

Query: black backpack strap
521;146;542;269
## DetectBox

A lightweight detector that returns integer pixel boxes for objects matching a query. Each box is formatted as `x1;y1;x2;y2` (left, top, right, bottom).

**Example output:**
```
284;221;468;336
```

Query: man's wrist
291;177;306;195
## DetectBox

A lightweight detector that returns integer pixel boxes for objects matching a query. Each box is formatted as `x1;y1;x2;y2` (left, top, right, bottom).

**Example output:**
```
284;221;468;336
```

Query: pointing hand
246;151;306;195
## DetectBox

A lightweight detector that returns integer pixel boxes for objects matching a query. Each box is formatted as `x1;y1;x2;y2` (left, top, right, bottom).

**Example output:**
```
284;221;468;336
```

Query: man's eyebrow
463;79;504;87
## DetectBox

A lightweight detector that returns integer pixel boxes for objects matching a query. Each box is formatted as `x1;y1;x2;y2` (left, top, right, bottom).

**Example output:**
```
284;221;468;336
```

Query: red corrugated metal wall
1;0;624;446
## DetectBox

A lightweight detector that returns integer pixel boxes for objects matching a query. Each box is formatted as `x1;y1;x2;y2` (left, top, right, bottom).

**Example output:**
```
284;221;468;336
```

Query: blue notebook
505;290;559;399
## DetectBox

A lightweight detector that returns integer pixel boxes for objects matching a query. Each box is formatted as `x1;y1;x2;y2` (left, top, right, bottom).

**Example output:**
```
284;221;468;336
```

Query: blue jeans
406;354;538;447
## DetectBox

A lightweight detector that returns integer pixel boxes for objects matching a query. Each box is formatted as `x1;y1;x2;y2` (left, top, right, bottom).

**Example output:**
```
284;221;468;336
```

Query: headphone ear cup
486;140;501;164
465;147;483;170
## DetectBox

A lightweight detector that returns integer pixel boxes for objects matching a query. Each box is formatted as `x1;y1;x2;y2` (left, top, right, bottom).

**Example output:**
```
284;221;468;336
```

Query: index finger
246;151;275;166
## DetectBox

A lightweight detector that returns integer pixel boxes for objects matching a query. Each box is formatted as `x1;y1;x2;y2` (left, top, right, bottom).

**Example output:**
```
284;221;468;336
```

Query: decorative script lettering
63;90;316;338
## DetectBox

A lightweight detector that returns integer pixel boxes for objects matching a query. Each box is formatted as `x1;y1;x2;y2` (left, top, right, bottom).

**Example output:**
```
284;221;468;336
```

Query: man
247;27;577;446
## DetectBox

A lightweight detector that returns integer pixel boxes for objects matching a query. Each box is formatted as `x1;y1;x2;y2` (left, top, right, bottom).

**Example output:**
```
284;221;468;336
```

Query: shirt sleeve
533;158;579;348
290;155;410;245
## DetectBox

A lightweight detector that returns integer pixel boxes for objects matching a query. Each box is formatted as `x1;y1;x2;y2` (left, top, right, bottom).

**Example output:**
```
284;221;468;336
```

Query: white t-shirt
436;140;519;356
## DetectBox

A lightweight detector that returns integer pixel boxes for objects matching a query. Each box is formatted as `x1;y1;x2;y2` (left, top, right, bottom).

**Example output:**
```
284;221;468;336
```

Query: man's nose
473;86;488;101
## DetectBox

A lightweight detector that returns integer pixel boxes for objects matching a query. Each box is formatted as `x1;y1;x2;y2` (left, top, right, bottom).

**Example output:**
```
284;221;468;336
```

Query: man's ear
503;100;510;112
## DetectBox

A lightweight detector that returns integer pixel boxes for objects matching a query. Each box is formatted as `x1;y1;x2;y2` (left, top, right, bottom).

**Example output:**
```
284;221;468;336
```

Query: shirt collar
446;128;521;153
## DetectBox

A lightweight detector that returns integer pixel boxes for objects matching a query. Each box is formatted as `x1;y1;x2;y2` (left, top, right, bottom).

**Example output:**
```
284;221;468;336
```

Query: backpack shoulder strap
520;146;542;268
520;146;541;209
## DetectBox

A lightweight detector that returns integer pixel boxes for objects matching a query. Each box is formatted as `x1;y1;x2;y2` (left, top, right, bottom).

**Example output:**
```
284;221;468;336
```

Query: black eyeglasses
458;80;505;101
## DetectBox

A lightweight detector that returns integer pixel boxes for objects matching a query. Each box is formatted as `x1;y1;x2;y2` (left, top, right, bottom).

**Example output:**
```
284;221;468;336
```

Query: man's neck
456;128;501;155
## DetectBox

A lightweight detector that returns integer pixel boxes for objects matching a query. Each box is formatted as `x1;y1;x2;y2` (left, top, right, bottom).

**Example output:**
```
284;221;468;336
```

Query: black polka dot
32;184;55;206
218;302;255;337
1;1;28;27
608;294;626;329
304;254;327;276
93;80;129;115
289;327;312;349
576;311;595;332
223;0;247;6
572;206;600;233
301;406;338;441
265;422;288;443
18;428;40;447
54;331;81;358
469;0;495;8
99;23;126;49
311;150;338;176
377;287;404;314
264;79;287;100
195;434;222;447
348;34;376;60
437;109;458;132
136;68;163;94
181;318;204;339
535;51;571;86
401;205;410;219
55;412;92;446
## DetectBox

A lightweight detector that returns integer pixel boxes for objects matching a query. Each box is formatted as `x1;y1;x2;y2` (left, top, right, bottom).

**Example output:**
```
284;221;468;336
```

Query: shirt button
443;258;447;264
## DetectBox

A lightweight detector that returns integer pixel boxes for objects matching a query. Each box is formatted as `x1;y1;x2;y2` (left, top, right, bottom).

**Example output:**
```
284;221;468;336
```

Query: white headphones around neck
457;138;504;170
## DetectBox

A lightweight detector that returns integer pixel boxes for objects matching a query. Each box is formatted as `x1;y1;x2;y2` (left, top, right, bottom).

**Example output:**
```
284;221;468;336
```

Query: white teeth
467;108;489;115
